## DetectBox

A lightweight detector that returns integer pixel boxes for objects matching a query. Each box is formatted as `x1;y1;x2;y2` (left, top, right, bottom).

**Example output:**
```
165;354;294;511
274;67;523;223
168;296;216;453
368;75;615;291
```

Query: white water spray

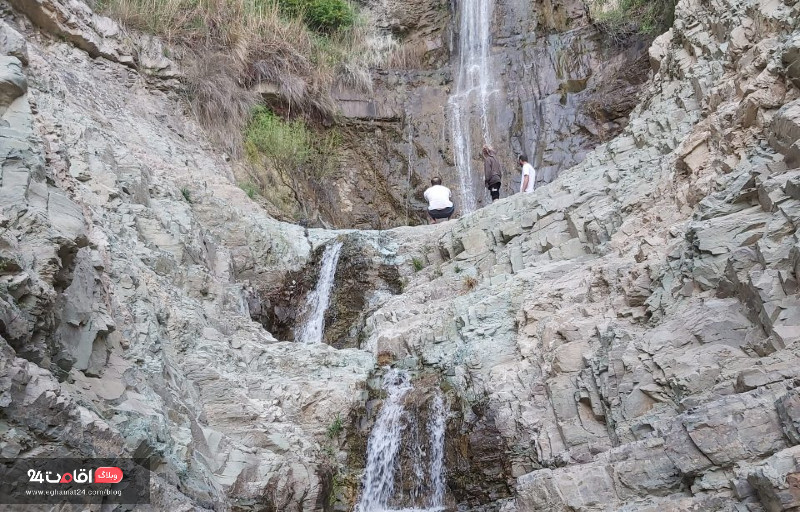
297;241;342;344
427;393;446;508
448;0;496;214
355;370;448;512
356;369;414;512
405;108;414;224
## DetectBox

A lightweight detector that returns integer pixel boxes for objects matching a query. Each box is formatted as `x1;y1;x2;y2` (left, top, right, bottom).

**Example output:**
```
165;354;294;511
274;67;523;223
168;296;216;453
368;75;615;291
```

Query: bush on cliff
590;0;676;40
277;0;355;33
243;106;341;218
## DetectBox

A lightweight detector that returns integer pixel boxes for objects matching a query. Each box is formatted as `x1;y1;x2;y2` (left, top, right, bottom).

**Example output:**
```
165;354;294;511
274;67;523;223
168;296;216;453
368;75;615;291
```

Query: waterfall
427;393;447;508
448;0;496;214
355;369;447;512
296;241;343;344
405;109;414;224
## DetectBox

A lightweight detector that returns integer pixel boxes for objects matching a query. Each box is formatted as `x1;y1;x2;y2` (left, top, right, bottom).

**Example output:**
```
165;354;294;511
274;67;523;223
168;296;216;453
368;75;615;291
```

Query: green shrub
245;106;313;173
306;0;354;33
411;257;424;272
180;186;192;203
327;414;344;439
277;0;354;33
591;0;675;39
244;106;342;218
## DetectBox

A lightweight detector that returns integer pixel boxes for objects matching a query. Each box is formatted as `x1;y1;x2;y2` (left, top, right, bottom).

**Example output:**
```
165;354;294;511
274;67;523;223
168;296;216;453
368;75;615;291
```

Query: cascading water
427;393;447;508
448;0;496;214
405;108;414;224
355;370;448;512
296;241;343;344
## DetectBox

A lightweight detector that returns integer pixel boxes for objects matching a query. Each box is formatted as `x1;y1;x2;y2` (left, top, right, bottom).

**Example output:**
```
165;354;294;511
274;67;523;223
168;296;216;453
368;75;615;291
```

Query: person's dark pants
489;182;501;201
429;205;455;222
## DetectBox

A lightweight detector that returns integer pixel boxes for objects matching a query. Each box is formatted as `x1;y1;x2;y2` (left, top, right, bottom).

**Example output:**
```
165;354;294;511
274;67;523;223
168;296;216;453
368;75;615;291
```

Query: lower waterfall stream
355;369;447;512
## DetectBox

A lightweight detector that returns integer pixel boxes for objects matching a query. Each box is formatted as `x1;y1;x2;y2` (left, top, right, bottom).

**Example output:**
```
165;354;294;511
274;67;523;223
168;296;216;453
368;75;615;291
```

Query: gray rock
0;20;28;65
0;56;26;107
783;33;800;90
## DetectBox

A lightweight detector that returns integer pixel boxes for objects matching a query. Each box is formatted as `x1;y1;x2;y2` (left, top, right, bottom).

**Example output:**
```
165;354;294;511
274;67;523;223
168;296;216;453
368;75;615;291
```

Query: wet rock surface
330;0;653;228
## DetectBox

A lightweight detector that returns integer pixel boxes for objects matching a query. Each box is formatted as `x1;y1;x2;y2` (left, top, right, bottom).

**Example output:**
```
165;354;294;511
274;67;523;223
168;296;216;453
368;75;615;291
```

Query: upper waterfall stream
448;0;496;214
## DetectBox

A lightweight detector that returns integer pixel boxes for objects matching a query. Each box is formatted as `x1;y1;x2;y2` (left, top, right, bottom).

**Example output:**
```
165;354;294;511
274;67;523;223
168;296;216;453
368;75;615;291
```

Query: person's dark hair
431;177;442;186
518;154;528;164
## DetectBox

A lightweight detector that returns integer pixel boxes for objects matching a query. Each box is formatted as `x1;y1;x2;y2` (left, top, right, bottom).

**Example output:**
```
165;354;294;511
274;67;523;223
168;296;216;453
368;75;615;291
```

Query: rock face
326;0;653;228
358;0;800;509
2;0;800;511
0;4;372;510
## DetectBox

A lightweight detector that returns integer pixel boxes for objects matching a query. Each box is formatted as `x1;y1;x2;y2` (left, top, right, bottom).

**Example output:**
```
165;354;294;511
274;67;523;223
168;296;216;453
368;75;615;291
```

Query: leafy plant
278;0;354;33
327;414;344;439
454;264;462;274
411;257;424;272
246;107;313;173
305;0;354;33
180;187;192;203
244;106;342;218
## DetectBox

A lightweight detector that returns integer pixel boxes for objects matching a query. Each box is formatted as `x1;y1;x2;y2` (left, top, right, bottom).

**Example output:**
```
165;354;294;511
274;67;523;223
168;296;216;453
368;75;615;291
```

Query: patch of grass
411;257;424;272
590;0;676;41
239;182;258;199
327;414;344;439
180;186;192;203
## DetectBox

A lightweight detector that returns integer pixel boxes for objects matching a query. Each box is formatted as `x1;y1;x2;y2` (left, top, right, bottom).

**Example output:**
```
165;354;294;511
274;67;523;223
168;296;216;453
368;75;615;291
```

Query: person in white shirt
423;177;455;224
518;154;536;193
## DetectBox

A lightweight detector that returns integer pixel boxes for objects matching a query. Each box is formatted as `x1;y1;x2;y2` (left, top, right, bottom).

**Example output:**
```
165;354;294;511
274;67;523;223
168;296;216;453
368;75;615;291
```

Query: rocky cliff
2;0;800;511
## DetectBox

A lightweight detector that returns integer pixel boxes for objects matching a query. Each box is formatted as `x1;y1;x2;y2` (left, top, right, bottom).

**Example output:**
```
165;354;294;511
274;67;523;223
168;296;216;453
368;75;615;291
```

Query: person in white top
423;177;455;224
518;154;536;193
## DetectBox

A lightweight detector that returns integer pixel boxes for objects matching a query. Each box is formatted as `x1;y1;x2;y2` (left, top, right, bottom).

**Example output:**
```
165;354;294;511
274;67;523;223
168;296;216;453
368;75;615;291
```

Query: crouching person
424;177;455;224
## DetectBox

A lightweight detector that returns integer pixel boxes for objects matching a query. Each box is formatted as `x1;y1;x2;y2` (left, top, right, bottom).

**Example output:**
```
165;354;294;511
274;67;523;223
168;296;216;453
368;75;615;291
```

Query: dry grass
463;275;478;291
95;0;396;150
589;0;676;42
385;41;426;70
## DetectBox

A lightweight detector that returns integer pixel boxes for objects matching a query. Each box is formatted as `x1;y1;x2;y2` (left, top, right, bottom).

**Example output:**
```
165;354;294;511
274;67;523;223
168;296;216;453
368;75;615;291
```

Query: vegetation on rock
244;106;342;219
589;0;676;40
278;0;355;33
93;0;384;150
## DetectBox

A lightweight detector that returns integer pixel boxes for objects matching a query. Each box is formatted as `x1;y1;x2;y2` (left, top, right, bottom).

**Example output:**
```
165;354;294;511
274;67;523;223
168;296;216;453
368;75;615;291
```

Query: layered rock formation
2;0;800;511
362;0;800;509
0;2;374;509
326;0;654;228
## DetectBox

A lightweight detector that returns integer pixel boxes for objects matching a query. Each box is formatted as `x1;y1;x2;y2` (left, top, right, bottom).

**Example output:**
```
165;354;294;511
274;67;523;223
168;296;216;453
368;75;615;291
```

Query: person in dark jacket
482;145;502;202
